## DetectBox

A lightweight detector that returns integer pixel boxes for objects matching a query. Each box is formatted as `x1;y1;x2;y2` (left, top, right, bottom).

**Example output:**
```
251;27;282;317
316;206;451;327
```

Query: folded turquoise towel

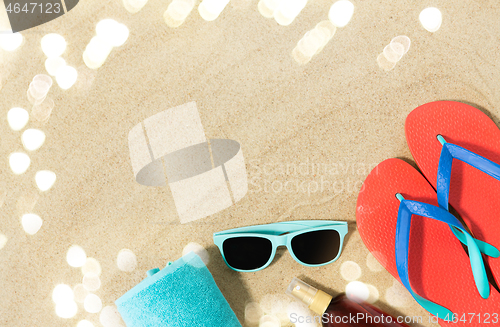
116;252;241;327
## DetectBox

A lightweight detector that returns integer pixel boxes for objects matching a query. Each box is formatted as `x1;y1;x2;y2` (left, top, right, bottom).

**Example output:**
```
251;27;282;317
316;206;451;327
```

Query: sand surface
1;0;500;326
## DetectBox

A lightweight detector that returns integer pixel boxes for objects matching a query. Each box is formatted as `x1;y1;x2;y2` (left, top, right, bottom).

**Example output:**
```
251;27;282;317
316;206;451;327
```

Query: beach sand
1;0;499;326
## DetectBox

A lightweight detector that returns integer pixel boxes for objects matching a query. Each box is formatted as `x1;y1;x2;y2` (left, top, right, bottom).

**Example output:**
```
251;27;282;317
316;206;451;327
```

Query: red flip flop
406;101;500;285
356;158;500;326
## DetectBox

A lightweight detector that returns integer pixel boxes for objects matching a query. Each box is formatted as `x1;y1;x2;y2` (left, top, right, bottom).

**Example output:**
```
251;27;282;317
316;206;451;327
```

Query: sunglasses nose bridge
274;235;288;247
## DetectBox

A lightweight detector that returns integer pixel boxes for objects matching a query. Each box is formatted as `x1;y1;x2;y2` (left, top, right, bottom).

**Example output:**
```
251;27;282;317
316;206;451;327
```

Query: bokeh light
383;43;403;63
56;66;78;90
28;75;52;101
73;284;90;303
84;294;103;313
0;32;23;51
7;107;29;131
302;29;327;57
164;0;196;28
35;171;57;192
91;22;114;45
31;98;55;123
29;81;49;100
273;0;307;26
377;53;396;71
96;19;129;47
55;300;78;318
117;249;137;272
385;280;412;307
419;7;442;32
22;129;46;151
113;23;130;47
33;74;53;87
245;302;263;325
390;35;411;55
182;242;209;265
16;191;39;214
122;0;149;14
52;284;74;303
0;234;7;250
340;261;362;281
83;36;113;69
77;320;95;327
100;305;126;327
257;0;277;18
198;0;230;21
82;257;102;276
41;33;67;57
9;152;30;175
378;35;411;71
366;284;380;304
292;20;336;65
345;281;369;302
315;20;336;45
82;272;101;291
328;0;354;28
67;245;87;268
45;57;66;76
292;46;311;65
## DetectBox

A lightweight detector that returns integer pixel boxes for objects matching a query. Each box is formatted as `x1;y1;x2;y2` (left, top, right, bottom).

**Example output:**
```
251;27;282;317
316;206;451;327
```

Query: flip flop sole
356;158;500;326
406;101;500;284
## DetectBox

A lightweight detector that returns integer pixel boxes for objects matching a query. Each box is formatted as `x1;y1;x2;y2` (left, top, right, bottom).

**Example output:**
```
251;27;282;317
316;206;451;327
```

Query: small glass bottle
286;278;410;327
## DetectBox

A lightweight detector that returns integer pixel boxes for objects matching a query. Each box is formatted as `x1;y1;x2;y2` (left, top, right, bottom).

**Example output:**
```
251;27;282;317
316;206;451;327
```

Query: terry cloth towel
115;251;241;327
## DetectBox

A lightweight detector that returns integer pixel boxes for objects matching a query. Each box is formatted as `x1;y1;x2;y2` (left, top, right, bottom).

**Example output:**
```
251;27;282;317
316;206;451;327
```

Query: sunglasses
213;220;348;272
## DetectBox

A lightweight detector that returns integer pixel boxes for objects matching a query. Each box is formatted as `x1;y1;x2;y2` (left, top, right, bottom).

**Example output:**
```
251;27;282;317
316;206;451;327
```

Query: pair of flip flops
357;101;500;325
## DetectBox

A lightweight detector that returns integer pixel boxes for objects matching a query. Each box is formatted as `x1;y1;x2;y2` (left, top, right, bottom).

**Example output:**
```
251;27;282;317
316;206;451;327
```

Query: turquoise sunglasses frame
213;220;348;272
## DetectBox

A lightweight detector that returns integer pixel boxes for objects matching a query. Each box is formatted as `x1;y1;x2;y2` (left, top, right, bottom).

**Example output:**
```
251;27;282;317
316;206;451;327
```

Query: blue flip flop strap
436;138;500;258
395;199;490;321
437;139;500;210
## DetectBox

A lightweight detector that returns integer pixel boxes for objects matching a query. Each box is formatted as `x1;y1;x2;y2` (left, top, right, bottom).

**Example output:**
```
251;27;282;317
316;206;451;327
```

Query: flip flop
406;101;500;285
356;158;500;325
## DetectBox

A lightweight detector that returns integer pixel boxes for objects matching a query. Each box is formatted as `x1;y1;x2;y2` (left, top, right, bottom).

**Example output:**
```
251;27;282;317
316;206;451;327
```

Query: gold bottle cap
286;278;333;315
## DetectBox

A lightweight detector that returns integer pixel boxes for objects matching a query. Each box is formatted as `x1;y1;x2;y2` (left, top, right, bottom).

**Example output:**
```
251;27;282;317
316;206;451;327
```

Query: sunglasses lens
222;237;272;271
291;229;341;265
